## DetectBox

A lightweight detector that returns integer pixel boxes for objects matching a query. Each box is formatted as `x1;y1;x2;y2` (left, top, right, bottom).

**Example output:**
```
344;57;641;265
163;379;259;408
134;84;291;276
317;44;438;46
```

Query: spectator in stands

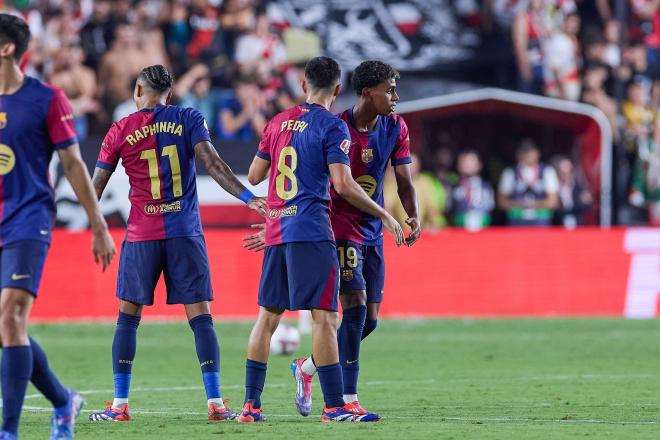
602;19;621;68
80;0;115;70
623;77;656;161
134;0;171;70
217;75;267;140
449;150;495;230
543;12;581;101
235;7;286;75
49;43;100;140
552;156;592;228
384;154;443;231
112;76;138;122
512;0;548;94
497;139;560;226
98;20;145;112
174;63;218;132
582;63;618;138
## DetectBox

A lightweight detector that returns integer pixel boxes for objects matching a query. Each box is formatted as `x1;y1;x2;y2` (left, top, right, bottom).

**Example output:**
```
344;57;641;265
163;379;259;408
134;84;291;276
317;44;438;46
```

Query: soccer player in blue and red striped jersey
290;60;420;419
87;65;265;423
238;56;403;423
0;14;116;440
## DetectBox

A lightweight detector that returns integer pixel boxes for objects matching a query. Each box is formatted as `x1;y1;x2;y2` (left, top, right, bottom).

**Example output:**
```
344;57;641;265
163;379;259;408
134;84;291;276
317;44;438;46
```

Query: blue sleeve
324;119;351;166
188;108;212;148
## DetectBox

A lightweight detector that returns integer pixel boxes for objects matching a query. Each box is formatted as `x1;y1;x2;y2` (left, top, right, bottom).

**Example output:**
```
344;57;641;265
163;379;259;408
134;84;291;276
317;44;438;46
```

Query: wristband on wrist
239;189;255;204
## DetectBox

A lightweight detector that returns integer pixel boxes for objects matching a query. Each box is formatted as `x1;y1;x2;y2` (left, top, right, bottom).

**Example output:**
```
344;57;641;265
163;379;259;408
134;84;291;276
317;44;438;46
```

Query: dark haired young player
244;60;420;419
292;60;420;418
88;65;265;422
0;13;116;440
238;56;404;423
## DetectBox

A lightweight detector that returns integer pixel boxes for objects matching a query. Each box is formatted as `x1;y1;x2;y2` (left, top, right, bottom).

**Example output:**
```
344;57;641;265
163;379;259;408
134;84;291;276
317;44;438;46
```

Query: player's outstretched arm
194;140;266;216
329;163;404;246
394;164;421;246
58;145;116;271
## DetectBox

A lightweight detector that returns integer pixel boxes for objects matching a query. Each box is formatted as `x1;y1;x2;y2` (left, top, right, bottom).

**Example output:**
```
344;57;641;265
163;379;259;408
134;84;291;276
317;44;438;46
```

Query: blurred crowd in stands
1;0;312;142
4;0;660;227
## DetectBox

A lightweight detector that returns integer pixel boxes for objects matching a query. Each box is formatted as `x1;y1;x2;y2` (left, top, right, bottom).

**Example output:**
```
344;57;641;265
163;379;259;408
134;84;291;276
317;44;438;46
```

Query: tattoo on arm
92;168;113;200
194;141;246;198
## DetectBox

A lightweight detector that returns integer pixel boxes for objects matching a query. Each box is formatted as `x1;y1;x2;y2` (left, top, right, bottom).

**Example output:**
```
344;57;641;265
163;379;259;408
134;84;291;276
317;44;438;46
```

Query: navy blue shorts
258;241;339;312
117;236;213;305
0;240;49;297
336;240;385;303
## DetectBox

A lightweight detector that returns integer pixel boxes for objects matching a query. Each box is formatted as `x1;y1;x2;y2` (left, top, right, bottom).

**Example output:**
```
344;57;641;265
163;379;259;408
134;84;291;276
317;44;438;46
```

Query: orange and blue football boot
88;402;131;422
49;388;85;439
290;358;313;416
345;401;381;422
321;402;380;423
208;401;237;421
237;401;266;423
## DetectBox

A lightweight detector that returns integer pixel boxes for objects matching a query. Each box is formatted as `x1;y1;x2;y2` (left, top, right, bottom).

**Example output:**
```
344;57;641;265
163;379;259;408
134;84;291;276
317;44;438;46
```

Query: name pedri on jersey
256;103;351;246
97;104;211;242
0;76;78;246
330;109;412;246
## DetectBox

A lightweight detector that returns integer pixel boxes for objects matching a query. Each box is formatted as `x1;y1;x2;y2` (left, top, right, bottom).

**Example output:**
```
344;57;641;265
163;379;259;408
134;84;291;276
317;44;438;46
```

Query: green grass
16;319;660;439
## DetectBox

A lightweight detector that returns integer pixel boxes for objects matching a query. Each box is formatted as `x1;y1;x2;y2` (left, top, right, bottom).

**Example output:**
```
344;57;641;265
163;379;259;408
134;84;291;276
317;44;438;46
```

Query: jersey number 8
275;146;298;200
140;145;182;200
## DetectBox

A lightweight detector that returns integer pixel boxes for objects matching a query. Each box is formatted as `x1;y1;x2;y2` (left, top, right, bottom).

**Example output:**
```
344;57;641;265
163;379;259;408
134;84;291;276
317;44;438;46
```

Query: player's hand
404;217;421;247
382;213;404;247
248;196;267;216
92;229;116;272
243;223;266;252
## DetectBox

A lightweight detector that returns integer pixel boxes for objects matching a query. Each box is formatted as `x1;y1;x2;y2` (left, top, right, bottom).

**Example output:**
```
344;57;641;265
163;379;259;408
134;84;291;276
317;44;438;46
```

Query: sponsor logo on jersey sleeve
340;139;351;155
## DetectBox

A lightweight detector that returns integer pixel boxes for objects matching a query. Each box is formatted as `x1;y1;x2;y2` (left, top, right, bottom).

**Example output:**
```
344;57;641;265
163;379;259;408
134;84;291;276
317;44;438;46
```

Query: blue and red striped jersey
256;103;351;246
0;76;78;245
330;109;412;245
96;104;211;242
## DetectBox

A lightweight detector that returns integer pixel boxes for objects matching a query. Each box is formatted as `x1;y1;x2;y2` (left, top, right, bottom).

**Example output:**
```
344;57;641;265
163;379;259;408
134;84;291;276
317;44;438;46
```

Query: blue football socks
245;359;267;408
317;363;345;408
362;318;378;340
1;346;33;435
189;314;221;400
29;336;69;413
338;305;367;396
112;312;141;401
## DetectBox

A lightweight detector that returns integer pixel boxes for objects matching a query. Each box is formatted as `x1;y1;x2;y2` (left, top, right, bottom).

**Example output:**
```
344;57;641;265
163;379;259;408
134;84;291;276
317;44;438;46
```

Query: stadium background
5;0;657;320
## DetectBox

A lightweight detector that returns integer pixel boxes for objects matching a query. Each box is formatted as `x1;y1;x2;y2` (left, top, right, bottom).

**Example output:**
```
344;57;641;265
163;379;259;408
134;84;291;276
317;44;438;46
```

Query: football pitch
17;319;660;439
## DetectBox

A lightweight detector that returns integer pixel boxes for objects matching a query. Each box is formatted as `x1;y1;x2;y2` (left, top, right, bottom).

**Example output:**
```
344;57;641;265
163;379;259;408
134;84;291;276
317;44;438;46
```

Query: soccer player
87;65;265;422
0;13;116;440
245;60;420;419
238;56;404;423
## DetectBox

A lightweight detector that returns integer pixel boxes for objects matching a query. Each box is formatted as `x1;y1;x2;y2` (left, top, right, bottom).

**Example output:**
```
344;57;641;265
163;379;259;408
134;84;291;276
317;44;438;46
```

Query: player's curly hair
304;56;341;91
0;13;31;61
138;65;174;93
352;60;400;95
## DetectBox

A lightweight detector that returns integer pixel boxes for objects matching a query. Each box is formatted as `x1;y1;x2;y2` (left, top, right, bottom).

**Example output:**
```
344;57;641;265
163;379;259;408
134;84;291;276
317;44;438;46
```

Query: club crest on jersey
342;269;354;282
340;139;351;155
361;148;374;164
0;113;6;129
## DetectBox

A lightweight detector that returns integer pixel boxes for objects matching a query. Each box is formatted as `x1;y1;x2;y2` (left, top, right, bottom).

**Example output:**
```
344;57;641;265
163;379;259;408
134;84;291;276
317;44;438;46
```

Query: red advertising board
30;228;657;321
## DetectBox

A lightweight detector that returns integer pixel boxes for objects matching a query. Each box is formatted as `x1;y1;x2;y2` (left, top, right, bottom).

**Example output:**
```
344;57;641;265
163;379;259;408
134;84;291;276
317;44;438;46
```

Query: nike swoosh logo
346;359;358;364
39;230;49;235
11;274;31;281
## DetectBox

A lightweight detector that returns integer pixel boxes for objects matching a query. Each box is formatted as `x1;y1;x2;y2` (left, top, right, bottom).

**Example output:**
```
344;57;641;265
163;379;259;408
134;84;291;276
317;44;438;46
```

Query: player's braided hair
304;56;341;91
138;65;173;93
0;13;31;61
352;60;400;95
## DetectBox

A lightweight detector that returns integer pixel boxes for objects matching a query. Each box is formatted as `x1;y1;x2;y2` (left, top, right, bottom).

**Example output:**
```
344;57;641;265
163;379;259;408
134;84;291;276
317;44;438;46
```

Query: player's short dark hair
304;56;341;91
137;65;173;93
0;13;31;61
352;60;400;95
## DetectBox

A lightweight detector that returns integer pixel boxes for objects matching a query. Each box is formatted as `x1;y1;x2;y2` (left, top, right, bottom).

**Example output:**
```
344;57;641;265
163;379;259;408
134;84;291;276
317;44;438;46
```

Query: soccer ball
270;324;301;355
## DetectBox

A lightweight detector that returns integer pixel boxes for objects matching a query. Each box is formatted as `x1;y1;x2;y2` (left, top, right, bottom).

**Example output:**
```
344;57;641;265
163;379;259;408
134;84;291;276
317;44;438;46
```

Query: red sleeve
390;115;412;166
46;88;78;150
256;121;272;161
96;123;121;171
